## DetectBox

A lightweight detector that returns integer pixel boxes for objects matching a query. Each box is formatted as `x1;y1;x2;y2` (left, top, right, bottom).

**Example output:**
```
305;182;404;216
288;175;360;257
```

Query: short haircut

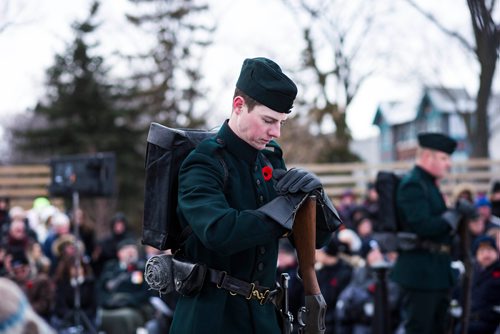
233;88;260;112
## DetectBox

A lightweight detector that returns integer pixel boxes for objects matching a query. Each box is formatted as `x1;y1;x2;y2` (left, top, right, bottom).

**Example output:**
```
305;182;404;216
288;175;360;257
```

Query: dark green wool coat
170;121;330;334
390;166;456;290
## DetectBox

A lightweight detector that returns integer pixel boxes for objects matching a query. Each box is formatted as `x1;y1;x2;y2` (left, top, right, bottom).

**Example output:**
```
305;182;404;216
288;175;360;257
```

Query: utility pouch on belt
172;258;207;296
144;254;206;297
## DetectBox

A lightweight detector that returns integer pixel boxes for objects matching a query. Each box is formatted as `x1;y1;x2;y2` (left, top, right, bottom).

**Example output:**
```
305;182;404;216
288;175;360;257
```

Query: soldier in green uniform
169;57;342;333
390;132;475;334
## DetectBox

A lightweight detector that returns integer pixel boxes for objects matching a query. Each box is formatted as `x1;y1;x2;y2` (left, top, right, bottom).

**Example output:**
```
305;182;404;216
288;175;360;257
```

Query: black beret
236;57;297;113
417;132;457;154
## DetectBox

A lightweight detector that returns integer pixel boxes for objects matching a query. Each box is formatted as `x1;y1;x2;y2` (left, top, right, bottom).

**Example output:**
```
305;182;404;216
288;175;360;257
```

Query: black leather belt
207;269;280;306
419;240;451;254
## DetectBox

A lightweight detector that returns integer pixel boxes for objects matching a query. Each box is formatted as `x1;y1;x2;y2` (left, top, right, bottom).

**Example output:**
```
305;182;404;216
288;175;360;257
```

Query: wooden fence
1;159;499;209
294;159;500;200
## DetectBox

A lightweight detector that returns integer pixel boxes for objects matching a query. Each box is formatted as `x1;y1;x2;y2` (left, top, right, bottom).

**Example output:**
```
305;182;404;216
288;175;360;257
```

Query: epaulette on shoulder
264;140;283;158
195;135;224;155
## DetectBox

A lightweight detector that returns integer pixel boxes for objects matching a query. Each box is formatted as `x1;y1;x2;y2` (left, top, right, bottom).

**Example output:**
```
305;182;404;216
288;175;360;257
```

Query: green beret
418;132;457;154
236;57;297;113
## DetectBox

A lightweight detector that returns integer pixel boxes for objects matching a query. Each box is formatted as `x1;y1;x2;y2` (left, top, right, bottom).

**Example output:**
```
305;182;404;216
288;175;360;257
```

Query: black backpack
142;122;227;251
372;171;403;252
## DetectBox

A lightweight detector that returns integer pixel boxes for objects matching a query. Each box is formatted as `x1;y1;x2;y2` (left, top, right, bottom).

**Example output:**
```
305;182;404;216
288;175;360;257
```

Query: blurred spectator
97;238;153;334
0;243;7;276
336;228;365;268
51;234;86;274
0;277;56;333
451;183;476;205
352;215;375;258
73;208;96;260
25;273;55;322
487;226;500;255
27;241;51;276
27;197;59;244
92;212;135;276
5;251;34;289
315;236;353;334
454;235;500;334
0;196;10;233
2;219;36;255
338;190;358;229
491;181;500;218
42;211;71;273
475;196;500;232
361;182;379;223
51;255;97;333
335;247;401;334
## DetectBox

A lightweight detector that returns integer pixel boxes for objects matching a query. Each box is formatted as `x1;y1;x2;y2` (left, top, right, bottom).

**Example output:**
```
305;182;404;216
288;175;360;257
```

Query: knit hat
475;196;491;208
0;277;56;334
472;235;497;255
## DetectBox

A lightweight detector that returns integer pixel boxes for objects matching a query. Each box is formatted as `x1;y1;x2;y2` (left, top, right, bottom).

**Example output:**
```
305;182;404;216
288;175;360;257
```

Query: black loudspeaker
49;152;115;197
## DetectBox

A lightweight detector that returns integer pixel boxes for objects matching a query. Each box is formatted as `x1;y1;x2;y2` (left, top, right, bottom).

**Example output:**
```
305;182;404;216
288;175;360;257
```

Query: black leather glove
274;168;322;195
442;209;462;234
456;198;479;220
257;192;308;230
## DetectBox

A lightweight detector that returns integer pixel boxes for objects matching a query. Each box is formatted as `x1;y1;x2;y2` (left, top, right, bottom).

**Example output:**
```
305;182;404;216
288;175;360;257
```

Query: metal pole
371;262;392;334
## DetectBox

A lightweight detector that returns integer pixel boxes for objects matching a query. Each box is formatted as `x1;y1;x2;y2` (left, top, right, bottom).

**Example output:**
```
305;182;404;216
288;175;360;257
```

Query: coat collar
414;165;437;184
217;120;259;164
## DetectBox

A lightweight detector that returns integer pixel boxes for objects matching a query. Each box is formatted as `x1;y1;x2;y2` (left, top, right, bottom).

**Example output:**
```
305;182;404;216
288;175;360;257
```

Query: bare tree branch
405;0;475;51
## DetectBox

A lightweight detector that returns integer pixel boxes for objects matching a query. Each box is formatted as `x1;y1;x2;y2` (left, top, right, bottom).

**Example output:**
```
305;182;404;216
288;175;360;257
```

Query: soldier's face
428;150;451;179
230;97;287;150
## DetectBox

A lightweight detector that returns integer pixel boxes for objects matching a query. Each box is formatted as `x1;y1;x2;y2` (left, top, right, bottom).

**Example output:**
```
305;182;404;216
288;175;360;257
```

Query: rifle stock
293;195;326;334
293;195;321;295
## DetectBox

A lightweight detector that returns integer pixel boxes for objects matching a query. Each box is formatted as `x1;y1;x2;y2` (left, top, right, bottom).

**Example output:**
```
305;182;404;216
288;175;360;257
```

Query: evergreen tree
10;1;146;226
122;0;214;128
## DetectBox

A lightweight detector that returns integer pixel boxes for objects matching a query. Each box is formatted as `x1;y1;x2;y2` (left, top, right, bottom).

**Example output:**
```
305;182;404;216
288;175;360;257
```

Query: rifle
293;195;326;334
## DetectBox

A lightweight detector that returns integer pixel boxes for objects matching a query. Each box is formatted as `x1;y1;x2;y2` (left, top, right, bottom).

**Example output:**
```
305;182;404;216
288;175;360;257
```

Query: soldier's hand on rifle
257;192;308;230
273;168;322;195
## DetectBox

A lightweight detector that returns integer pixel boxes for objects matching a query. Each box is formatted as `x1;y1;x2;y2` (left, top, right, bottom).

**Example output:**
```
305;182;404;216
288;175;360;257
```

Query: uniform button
254;165;258;171
260;246;266;254
259;195;264;203
257;263;264;271
256;179;261;186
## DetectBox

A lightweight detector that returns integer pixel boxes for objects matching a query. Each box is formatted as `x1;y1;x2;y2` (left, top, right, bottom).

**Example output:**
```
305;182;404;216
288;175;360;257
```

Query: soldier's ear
233;96;245;114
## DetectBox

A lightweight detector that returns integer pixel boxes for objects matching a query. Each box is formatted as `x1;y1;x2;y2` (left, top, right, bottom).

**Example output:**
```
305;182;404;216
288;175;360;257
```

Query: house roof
372;99;418;126
423;86;475;113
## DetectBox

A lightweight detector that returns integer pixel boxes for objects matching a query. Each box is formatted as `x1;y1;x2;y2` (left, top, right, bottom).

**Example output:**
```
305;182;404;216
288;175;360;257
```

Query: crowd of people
1;177;499;333
0;196;169;334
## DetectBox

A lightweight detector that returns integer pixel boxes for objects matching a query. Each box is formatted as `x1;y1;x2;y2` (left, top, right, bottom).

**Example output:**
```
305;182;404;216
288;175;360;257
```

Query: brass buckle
246;283;270;305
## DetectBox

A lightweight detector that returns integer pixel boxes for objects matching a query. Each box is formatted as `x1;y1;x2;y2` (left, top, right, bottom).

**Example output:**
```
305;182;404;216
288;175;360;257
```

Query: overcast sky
1;0;498;140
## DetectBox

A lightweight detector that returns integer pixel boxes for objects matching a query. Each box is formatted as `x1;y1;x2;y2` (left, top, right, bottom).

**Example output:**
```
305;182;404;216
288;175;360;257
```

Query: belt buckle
246;283;270;305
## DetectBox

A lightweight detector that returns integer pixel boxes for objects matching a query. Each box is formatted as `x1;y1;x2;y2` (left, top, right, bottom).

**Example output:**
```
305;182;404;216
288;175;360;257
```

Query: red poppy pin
262;166;273;181
493;270;500;279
